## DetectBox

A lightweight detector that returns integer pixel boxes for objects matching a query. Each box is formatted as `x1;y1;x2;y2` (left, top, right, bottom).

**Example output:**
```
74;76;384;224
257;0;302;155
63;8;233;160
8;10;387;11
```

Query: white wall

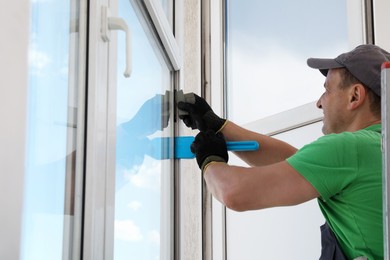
374;0;390;50
0;1;30;259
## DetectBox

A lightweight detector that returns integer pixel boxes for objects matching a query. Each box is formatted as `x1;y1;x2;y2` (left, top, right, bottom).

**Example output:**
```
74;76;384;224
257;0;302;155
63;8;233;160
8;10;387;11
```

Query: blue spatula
147;136;259;159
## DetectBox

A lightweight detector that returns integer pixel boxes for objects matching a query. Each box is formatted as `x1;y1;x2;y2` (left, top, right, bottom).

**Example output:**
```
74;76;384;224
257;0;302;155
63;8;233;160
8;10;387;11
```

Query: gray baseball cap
307;44;390;96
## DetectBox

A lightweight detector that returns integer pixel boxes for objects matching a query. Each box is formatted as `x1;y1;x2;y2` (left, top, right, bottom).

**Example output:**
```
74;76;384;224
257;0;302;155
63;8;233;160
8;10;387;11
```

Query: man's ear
348;84;366;110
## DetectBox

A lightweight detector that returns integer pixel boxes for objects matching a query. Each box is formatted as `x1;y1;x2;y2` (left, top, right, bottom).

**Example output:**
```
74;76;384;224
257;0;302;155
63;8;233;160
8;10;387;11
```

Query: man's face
316;69;352;134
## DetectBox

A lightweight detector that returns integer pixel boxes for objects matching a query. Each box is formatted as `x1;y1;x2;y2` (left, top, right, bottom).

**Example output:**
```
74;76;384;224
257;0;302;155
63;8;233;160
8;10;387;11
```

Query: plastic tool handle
226;140;259;151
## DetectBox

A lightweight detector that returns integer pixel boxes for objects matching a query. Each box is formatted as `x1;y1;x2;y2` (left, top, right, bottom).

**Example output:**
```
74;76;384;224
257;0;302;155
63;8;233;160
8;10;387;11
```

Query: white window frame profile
83;0;182;259
143;0;182;70
83;0;114;259
64;0;89;258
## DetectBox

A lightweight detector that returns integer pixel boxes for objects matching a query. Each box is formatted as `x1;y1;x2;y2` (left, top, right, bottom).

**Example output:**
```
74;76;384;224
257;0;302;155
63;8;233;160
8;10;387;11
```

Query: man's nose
316;95;323;109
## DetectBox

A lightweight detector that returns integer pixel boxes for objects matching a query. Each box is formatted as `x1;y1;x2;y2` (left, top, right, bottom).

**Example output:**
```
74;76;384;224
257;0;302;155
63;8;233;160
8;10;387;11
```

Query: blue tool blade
174;136;196;159
174;136;259;159
148;136;259;160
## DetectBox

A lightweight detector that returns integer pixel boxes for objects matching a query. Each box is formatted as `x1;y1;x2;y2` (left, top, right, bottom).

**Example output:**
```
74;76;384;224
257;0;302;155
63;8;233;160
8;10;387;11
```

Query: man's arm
177;93;297;166
221;121;298;166
203;160;319;211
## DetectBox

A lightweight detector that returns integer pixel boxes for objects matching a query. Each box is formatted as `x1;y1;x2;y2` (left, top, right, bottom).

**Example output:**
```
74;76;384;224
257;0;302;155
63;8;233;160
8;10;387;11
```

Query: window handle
101;6;132;77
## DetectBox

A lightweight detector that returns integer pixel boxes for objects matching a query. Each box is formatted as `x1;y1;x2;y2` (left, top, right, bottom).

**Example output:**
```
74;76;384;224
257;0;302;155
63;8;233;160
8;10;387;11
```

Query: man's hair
338;68;381;117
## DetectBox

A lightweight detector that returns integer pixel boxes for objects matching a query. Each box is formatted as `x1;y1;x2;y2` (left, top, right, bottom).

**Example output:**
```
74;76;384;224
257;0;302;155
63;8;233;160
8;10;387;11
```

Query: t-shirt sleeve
286;133;358;201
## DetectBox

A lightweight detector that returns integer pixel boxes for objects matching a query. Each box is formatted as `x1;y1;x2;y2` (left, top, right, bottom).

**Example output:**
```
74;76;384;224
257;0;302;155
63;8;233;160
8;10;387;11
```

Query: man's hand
177;93;226;132
190;130;229;172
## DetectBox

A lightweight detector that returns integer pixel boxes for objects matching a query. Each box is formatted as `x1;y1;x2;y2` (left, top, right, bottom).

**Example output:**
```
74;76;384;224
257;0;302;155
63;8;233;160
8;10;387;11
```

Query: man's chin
322;125;330;135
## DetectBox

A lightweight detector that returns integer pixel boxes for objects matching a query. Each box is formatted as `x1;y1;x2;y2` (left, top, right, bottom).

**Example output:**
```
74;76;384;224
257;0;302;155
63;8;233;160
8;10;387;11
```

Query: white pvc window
21;0;85;259
3;0;180;259
110;0;180;259
222;0;366;259
81;0;181;258
113;1;174;259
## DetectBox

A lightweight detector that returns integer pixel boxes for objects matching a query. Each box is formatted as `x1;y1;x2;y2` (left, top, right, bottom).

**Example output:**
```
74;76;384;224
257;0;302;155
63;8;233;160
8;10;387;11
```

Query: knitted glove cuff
203;111;227;133
200;155;227;172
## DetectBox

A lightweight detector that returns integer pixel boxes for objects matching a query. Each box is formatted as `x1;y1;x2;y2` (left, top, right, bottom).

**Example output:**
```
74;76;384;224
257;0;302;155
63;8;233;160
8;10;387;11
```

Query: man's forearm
221;121;297;166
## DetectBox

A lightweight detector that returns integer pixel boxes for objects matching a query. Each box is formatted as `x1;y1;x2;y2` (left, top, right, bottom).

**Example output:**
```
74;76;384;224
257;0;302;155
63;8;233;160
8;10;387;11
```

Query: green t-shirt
286;124;383;259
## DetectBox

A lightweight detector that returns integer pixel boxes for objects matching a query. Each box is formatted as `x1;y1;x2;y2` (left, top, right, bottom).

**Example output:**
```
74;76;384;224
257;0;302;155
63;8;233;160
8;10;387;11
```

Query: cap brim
307;58;344;76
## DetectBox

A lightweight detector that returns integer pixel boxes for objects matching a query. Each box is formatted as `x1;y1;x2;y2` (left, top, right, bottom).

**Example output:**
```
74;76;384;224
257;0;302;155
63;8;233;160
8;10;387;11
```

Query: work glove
177;93;227;132
190;130;229;172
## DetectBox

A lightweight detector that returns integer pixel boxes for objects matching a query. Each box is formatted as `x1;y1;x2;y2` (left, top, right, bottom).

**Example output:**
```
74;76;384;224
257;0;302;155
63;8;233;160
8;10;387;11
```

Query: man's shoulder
309;132;355;148
313;125;381;146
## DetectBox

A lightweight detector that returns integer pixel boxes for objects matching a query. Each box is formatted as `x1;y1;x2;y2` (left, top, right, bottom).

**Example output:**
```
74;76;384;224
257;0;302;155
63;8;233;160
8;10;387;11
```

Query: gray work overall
319;223;368;260
319;222;347;260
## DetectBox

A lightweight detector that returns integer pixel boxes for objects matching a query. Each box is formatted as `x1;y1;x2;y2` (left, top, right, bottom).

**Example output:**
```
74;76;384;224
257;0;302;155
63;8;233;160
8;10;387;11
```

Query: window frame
207;0;369;259
83;0;182;259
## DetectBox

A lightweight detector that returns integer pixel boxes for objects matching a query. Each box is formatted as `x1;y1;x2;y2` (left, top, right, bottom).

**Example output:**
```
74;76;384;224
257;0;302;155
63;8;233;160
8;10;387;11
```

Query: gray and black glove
190;130;229;172
177;93;226;132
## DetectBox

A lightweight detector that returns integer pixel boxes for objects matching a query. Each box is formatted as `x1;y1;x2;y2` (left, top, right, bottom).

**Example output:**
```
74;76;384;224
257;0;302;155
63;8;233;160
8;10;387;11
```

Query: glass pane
22;0;81;259
114;1;174;260
159;0;173;29
226;0;350;125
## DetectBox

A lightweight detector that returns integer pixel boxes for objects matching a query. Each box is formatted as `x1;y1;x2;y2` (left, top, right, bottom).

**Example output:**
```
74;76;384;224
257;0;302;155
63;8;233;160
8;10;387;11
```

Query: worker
178;44;390;259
